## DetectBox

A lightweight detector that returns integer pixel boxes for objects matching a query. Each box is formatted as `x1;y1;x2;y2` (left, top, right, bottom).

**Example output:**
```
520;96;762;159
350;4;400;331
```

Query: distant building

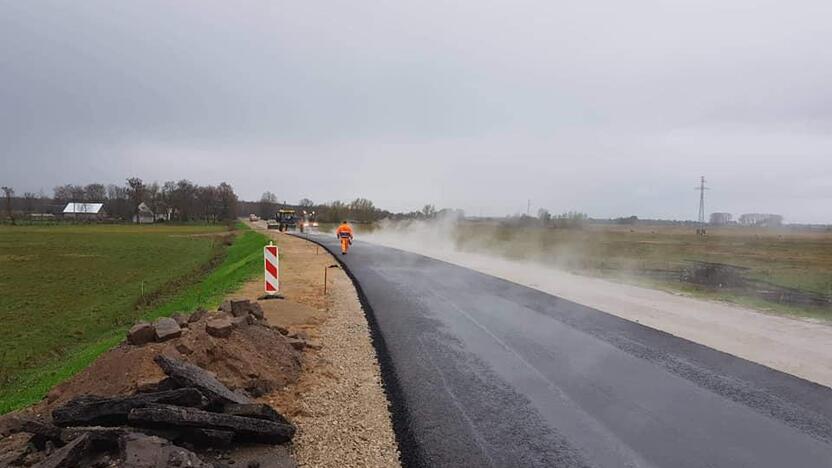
133;202;155;224
29;213;56;221
709;212;732;225
63;202;105;220
739;213;783;227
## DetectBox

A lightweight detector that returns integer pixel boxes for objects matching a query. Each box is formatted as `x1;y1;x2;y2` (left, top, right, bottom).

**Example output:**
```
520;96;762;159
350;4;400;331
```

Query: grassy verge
0;223;268;414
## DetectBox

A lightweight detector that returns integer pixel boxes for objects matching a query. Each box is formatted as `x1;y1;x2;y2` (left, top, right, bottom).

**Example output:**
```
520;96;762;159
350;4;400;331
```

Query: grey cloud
1;0;830;222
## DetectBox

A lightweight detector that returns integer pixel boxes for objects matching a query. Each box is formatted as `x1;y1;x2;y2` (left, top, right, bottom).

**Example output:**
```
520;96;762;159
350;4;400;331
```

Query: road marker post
264;242;279;295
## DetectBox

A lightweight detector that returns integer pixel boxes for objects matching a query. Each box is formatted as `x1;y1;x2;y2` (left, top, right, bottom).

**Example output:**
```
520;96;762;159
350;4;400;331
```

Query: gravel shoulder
245;223;400;467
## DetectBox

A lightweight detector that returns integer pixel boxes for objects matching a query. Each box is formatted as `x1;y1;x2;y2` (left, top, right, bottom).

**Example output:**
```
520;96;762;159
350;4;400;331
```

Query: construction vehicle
276;209;298;232
298;210;318;233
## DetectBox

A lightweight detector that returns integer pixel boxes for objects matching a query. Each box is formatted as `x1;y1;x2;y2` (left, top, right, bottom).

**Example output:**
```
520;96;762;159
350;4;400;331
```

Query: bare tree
53;184;84;206
1;186;15;224
84;183;106;202
53;185;71;205
421;204;436;219
106;184;131;220
144;182;161;221
126;177;145;223
553;211;588;229
23;192;37;216
217;182;238;221
196;185;218;222
69;185;85;205
537;208;551;225
171;179;197;221
259;192;278;219
350;198;376;223
36;178;241;224
160;181;177;221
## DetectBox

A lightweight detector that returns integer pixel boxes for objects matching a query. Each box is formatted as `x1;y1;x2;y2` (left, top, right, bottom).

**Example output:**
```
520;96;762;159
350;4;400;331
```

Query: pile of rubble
1;300;311;467
127;299;316;353
127;300;268;345
3;355;294;467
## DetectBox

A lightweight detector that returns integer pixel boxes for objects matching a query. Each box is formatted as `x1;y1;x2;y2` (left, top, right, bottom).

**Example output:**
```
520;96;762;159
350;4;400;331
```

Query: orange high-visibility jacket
336;223;354;239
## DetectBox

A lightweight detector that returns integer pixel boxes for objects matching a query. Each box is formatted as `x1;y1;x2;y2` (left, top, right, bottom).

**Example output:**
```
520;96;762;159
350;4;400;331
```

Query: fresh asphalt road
300;233;832;468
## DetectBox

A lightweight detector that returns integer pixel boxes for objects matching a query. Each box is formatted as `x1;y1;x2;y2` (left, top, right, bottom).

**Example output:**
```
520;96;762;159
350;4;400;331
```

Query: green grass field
0;223;269;413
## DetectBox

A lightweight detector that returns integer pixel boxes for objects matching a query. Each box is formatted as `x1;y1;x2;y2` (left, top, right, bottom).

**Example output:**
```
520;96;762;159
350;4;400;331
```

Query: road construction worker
335;220;354;255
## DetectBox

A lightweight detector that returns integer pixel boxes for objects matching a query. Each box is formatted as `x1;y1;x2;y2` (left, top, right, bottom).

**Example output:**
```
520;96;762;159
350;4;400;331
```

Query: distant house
133;202;155;224
63;202;105;220
709;212;732;225
739;213;783;227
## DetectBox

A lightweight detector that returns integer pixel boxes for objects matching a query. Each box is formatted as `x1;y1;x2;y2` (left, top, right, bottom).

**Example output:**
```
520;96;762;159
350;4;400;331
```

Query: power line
695;176;709;236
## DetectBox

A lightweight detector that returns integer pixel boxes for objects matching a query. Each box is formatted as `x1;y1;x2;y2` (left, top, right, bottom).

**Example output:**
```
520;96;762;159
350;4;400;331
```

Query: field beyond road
363;220;832;319
0;223;268;413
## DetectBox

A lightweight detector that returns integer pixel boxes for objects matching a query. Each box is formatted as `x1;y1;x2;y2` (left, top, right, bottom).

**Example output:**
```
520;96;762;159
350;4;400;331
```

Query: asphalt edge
292;234;426;468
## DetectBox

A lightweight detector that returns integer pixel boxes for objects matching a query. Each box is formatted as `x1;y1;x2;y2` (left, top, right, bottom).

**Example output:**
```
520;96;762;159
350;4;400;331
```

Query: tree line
498;209;589;229
1;178;239;223
240;196;467;225
2;181;447;226
240;194;394;224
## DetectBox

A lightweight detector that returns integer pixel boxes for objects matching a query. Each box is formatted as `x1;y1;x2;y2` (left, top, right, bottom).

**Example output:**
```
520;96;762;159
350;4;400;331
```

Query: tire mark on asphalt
434;288;653;468
417;334;498;468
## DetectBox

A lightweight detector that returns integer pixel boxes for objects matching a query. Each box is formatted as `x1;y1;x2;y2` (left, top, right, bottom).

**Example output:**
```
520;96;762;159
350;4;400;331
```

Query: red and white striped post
264;242;279;294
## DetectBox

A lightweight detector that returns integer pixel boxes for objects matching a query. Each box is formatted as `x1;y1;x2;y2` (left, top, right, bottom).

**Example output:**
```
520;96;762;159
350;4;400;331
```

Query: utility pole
695;176;709;236
527;199;531;217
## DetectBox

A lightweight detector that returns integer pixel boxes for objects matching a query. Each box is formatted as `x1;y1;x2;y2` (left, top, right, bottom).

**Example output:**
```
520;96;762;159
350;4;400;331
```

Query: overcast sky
1;1;831;222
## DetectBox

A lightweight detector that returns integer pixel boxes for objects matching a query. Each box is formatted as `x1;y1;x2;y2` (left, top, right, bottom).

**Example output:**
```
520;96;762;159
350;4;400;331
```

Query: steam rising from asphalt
353;214;832;390
357;214;668;313
360;214;463;259
355;214;663;331
359;213;607;276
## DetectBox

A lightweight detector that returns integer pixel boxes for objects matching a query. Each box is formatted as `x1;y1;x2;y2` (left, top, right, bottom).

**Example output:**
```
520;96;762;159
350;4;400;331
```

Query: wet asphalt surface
299;234;832;468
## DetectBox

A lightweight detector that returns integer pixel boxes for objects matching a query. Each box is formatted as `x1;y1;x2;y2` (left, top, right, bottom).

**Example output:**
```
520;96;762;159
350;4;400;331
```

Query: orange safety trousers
340;236;350;253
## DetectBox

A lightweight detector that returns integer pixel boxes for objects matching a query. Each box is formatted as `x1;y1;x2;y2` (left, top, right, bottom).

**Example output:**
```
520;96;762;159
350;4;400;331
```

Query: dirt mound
40;308;301;413
0;297;306;467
